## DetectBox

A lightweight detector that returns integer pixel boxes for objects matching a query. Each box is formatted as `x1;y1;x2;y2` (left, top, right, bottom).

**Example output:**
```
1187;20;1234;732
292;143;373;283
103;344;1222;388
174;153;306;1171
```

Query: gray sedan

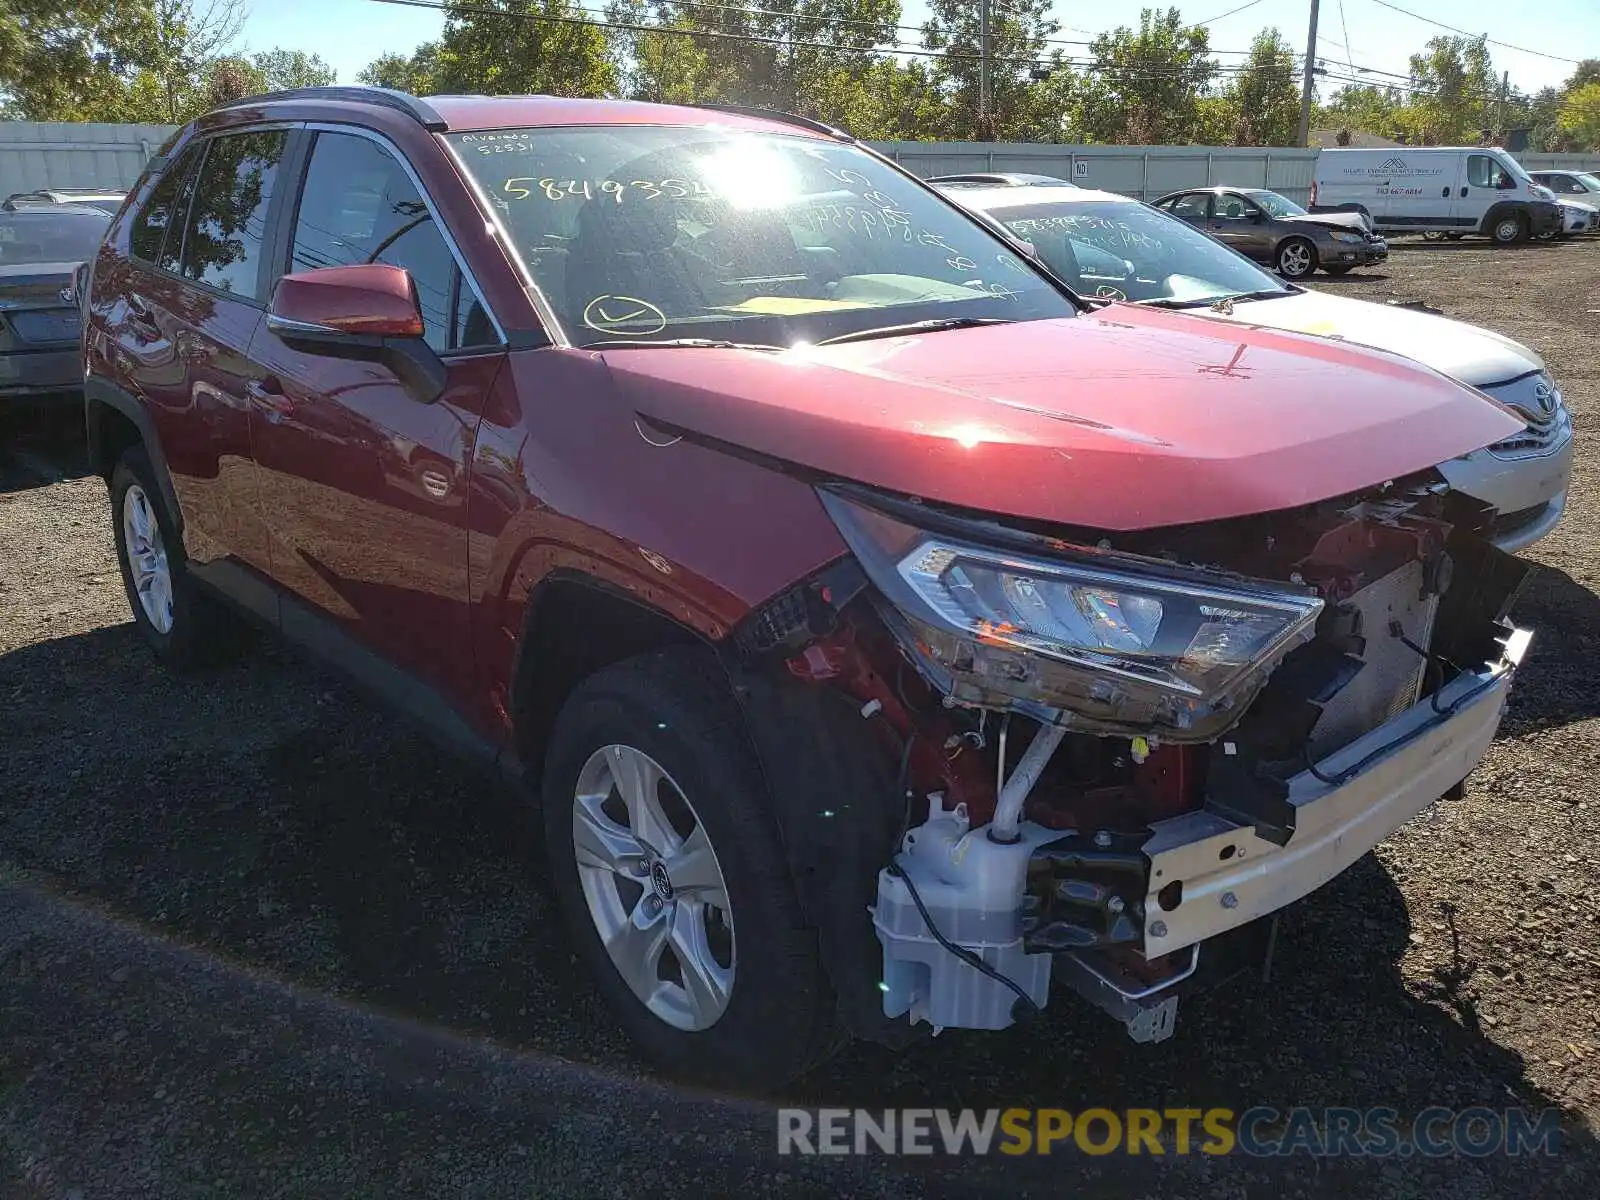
1152;186;1388;279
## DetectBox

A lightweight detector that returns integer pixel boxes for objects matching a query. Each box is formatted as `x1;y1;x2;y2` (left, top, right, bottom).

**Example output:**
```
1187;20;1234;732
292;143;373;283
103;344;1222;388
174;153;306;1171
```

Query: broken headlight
819;489;1324;740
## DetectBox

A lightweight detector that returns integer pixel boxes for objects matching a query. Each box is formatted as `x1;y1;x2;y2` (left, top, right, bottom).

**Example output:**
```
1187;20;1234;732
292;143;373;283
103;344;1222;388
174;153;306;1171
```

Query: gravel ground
2;238;1599;1197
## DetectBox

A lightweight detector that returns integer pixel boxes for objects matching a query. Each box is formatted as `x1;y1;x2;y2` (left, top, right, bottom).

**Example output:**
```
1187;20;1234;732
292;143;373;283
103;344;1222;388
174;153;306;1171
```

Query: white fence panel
870;142;1322;205
0;122;178;200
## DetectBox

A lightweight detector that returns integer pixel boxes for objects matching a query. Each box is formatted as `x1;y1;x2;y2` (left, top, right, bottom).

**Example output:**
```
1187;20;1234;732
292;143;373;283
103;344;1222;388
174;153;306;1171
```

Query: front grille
1310;560;1438;757
1483;376;1568;459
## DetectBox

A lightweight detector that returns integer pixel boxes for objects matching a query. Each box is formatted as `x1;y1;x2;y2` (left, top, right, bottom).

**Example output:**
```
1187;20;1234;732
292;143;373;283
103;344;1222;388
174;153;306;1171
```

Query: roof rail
689;103;852;141
211;85;448;132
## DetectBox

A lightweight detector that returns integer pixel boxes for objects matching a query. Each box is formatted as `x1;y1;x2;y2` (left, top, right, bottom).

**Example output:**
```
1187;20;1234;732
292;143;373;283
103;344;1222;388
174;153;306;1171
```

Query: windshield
0;211;109;266
448;126;1073;348
987;199;1284;305
1249;191;1306;218
1575;172;1600;192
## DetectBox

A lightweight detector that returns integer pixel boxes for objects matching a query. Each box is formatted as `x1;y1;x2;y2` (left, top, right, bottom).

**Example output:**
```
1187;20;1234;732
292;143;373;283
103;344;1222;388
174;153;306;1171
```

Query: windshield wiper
1142;288;1294;311
814;316;1013;346
583;337;782;351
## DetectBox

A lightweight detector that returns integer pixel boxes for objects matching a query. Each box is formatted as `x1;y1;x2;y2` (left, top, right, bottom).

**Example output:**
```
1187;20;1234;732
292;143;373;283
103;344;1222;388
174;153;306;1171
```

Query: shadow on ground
2;621;1597;1194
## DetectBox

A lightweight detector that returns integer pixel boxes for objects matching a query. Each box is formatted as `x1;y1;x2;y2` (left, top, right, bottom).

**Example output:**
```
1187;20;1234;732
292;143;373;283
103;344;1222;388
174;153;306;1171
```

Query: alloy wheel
1278;242;1313;277
122;483;174;635
571;743;736;1031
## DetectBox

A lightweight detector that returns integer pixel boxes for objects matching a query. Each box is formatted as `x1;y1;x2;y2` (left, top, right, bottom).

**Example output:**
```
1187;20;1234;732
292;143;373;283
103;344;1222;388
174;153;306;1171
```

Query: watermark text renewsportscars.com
777;1107;1563;1158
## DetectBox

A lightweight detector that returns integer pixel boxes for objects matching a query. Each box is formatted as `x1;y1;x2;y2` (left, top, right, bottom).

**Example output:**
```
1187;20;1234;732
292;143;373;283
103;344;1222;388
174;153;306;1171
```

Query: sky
239;0;1597;98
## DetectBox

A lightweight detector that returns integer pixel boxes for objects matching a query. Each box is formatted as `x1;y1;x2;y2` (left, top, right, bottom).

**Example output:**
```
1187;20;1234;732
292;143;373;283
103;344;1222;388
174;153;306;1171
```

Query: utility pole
1496;69;1509;142
979;0;992;141
1297;0;1320;148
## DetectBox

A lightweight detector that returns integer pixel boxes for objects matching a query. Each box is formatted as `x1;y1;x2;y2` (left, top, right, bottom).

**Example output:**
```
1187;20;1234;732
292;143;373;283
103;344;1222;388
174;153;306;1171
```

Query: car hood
1281;211;1371;234
1182;289;1543;388
602;306;1524;532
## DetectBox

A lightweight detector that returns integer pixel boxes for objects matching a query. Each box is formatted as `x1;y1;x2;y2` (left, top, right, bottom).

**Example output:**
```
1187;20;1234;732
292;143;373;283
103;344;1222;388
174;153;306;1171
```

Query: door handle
1460;186;1468;198
1442;186;1451;198
246;376;293;416
126;295;159;336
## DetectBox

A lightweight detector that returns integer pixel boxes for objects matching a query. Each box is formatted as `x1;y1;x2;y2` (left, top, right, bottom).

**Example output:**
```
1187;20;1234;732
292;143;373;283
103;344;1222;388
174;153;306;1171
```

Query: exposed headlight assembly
1328;230;1365;243
819;489;1324;741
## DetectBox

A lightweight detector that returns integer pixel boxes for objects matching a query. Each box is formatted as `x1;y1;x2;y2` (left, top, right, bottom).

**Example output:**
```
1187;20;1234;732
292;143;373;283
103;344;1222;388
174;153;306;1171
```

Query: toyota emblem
1532;381;1558;416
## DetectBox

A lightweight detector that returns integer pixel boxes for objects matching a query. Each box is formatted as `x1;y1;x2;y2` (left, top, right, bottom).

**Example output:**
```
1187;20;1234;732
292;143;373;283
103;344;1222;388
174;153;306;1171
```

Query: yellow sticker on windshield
713;296;874;316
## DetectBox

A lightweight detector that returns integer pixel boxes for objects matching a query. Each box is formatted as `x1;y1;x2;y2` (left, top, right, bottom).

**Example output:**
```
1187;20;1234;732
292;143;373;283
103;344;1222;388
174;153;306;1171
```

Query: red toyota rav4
84;87;1534;1086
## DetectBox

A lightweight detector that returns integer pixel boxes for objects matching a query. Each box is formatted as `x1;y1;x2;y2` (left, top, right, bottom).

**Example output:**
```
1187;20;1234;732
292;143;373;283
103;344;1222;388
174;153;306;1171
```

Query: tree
131;0;247;123
1405;35;1497;144
1075;8;1216;144
1558;82;1600;151
0;0;157;119
1219;28;1298;146
358;44;442;93
1319;82;1406;141
250;48;336;91
920;0;1062;140
427;0;616;99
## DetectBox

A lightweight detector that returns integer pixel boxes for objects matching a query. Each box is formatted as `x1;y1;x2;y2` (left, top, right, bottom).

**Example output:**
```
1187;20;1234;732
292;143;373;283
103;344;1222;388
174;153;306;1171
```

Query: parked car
945;182;1574;553
4;188;126;215
86;88;1534;1087
1529;169;1600;209
925;172;1077;189
1550;197;1596;238
1151;186;1388;278
1313;147;1561;244
0;202;110;409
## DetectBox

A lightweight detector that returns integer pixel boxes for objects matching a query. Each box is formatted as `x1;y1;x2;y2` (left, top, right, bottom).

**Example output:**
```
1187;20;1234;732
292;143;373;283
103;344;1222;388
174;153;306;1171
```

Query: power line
368;0;1043;63
1192;0;1268;24
367;0;1278;74
1336;0;1354;74
1366;0;1581;66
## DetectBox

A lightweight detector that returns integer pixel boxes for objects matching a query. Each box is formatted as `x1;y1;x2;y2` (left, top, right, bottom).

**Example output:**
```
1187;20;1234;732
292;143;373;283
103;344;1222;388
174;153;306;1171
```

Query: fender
84;374;184;534
1478;201;1529;238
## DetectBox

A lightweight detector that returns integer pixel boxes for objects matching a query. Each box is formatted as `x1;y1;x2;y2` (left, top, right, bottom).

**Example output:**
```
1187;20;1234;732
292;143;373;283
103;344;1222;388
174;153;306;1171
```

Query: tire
542;648;839;1087
109;445;240;669
1489;212;1528;246
1275;238;1317;279
1322;264;1355;276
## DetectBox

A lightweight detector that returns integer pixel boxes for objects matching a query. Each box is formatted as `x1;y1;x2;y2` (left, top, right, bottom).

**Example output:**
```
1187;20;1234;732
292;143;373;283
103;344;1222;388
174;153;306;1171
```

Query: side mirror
1250;210;1266;223
266;264;447;404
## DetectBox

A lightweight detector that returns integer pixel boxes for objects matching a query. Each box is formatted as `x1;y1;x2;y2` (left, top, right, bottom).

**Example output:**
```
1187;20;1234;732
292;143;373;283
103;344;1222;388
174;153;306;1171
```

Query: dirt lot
3;238;1599;1198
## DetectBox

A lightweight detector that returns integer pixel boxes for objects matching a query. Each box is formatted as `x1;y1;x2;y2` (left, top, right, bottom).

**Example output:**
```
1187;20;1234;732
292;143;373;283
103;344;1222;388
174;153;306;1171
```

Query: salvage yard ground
2;238;1599;1198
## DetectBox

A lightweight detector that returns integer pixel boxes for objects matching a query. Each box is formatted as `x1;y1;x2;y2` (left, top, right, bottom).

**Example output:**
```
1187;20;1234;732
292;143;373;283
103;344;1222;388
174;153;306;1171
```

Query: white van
1312;147;1563;244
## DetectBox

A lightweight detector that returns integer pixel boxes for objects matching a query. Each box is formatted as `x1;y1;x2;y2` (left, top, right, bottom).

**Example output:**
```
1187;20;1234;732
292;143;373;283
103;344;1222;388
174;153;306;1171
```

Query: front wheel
1489;213;1528;245
1275;238;1317;279
542;648;840;1087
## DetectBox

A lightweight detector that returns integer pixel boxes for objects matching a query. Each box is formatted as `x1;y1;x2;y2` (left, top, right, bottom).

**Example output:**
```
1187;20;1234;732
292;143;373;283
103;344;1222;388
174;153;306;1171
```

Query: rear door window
1213;193;1255;220
130;144;203;265
286;131;466;353
179;129;290;299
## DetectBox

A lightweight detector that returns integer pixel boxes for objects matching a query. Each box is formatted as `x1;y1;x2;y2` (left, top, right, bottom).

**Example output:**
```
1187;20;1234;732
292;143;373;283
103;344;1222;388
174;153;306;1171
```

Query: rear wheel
109;446;241;669
542;648;839;1087
1275;238;1317;279
1489;212;1528;245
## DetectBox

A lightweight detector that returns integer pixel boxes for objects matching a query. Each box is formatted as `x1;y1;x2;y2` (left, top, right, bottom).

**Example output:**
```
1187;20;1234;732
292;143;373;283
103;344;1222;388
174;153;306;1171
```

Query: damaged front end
728;475;1532;1047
